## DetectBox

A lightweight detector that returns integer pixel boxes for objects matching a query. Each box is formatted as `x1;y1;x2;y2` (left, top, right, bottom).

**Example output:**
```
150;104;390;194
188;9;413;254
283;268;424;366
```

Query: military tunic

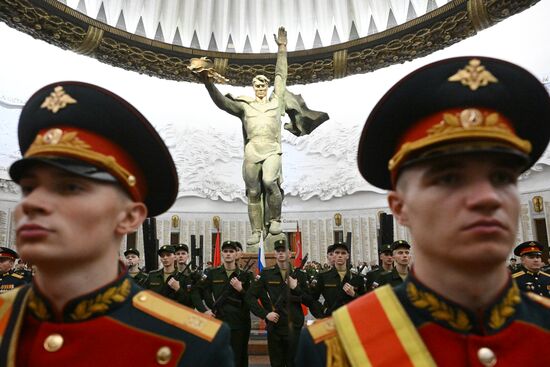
512;266;550;298
246;264;313;367
297;274;550;366
365;267;390;291
310;267;366;317
144;268;195;307
196;265;253;367
0;270;28;294
0;272;233;367
128;269;148;287
376;267;408;288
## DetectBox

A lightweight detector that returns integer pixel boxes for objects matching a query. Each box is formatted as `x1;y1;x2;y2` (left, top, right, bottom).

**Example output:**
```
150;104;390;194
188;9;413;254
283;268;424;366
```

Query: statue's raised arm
273;27;287;98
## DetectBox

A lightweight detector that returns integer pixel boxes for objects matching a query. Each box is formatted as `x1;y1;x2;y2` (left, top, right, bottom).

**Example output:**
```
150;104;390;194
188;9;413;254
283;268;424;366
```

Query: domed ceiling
0;0;542;85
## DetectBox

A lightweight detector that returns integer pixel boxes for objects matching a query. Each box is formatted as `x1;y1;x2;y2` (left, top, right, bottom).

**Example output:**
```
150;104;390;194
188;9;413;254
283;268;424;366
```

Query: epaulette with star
525;292;550;308
512;271;525;278
133;290;223;341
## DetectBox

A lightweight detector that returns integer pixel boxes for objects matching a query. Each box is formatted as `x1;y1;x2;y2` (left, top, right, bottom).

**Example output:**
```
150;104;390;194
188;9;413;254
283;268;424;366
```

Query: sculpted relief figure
192;27;329;248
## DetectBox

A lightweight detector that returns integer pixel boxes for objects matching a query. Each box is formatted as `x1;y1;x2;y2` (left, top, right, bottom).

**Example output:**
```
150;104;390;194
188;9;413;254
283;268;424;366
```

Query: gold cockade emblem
448;59;498;91
40;86;77;113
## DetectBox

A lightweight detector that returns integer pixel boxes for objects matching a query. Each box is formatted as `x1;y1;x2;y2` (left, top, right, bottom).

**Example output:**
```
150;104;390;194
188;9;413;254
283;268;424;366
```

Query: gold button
477;347;496;367
138;294;147;302
156;346;172;365
128;175;136;186
44;334;64;352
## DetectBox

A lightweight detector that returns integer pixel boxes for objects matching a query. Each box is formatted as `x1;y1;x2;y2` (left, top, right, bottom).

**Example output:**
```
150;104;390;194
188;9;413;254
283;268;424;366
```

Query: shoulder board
264;266;275;271
307;317;337;344
11;273;24;279
540;271;550;277
0;287;23;337
133;290;223;342
512;271;525;278
319;268;332;274
525;292;550;308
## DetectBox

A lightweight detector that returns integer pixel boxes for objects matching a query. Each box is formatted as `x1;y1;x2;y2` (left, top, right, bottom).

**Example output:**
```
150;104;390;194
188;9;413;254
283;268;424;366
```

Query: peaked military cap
379;244;393;254
0;247;19;260
174;243;189;253
9;81;178;216
327;244;335;254
358;57;550;189
332;242;349;253
233;241;243;251
514;241;543;257
391;240;410;251
123;248;140;257
158;245;175;255
274;239;288;250
221;241;238;250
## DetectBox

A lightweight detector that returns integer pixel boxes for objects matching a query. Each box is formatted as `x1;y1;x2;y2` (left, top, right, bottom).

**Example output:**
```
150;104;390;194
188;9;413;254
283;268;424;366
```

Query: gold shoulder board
11;273;24;279
540;271;550;277
525;292;550;308
133;290;223;342
307;317;337;344
512;271;525;278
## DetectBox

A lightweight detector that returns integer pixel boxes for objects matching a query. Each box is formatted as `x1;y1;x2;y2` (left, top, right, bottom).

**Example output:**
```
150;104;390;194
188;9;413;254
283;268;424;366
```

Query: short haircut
252;75;270;86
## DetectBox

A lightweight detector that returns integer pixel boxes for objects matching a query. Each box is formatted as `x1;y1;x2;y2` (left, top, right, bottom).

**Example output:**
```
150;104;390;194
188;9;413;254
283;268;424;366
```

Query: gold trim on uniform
447;59;498;91
70;278;131;321
407;282;471;332
133;290;222;342
28;289;51;321
488;282;521;329
307;317;337;344
389;110;532;171
25;129;137;187
40;86;77;113
43;333;64;352
525;292;550;308
156;346;172;365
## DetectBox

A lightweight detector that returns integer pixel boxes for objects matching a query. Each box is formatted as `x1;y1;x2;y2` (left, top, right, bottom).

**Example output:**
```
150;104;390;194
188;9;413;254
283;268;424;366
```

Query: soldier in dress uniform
310;242;366;317
512;241;550;297
0;247;28;294
297;57;550;366
195;240;253;367
0;81;232;366
365;243;393;291
124;248;147;287
245;239;312;367
377;240;411;288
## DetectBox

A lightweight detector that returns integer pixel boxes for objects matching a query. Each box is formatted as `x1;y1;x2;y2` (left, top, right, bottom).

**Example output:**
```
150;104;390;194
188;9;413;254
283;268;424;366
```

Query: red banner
213;230;221;267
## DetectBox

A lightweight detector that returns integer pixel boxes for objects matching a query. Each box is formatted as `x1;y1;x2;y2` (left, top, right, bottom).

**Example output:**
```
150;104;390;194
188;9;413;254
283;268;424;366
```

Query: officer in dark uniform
310;242;366;316
124;248;147;287
0;247;28;294
195;240;253;367
0;81;232;366
512;241;550;298
377;240;411;288
245;239;311;367
365;243;393;291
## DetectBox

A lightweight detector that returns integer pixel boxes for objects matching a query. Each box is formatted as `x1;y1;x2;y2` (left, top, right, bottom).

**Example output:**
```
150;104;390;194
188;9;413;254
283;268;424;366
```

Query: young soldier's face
222;248;237;263
0;258;14;273
392;249;410;266
380;252;393;266
159;252;175;267
521;254;543;272
333;249;349;266
389;155;520;270
175;250;188;264
15;165;133;269
125;254;140;267
275;248;289;262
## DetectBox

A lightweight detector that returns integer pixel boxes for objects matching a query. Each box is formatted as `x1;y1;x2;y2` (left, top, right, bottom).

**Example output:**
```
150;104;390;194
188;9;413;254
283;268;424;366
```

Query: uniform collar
398;272;521;335
27;270;133;322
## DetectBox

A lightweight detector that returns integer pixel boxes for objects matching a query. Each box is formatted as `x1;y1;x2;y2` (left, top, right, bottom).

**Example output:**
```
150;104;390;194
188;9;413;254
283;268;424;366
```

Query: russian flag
257;230;266;274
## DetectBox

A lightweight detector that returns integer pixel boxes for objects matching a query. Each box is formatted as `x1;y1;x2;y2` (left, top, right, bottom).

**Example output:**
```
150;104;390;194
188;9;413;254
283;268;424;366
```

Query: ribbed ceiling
59;0;449;53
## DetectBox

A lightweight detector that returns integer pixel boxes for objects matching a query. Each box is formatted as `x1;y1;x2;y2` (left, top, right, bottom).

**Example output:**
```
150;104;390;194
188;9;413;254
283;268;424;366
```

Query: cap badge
429;110;504;135
448;59;498;91
40;86;77;113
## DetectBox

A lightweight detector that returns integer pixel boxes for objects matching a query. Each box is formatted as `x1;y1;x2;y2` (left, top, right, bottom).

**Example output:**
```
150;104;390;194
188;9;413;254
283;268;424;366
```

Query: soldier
246;239;311;367
0;81;232;366
377;240;411;288
365;243;393;291
0;247;28;294
297;57;550;366
310;242;365;317
512;241;550;297
196;240;253;367
145;245;178;297
124;248;147;287
508;257;520;273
